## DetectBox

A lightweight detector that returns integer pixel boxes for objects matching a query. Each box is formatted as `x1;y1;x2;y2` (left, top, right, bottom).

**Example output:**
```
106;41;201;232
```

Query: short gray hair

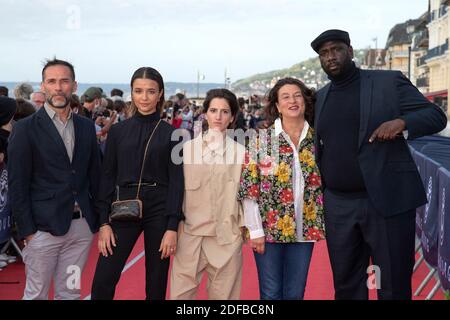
31;91;45;99
14;83;34;100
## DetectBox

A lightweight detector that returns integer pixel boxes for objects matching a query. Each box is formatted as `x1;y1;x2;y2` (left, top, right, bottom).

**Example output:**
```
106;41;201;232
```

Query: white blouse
243;118;312;242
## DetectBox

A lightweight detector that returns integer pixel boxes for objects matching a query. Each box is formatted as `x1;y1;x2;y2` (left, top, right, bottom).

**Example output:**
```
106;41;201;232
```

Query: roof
385;13;428;49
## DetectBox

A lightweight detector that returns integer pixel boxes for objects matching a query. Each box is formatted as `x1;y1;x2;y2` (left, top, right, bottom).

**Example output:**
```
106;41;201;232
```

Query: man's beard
47;94;70;109
323;58;353;79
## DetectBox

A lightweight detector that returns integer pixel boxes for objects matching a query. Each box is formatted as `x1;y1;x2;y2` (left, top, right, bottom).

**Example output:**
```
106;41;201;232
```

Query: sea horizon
0;81;228;99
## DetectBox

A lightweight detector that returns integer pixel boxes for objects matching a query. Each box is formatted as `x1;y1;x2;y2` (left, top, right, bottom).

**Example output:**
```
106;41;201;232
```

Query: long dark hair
130;67;165;114
265;77;315;127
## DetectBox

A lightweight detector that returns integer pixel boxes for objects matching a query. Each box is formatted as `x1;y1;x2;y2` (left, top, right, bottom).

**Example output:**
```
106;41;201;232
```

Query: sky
1;0;429;84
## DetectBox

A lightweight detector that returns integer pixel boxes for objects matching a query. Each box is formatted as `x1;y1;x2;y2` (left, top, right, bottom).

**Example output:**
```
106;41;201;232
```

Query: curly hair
264;77;316;127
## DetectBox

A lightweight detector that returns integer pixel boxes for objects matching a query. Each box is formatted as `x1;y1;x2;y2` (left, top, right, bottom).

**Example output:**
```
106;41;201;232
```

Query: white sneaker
0;254;16;264
0;260;7;268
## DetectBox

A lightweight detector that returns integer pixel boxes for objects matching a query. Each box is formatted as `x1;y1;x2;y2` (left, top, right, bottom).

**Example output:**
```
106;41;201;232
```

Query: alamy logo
66;265;81;290
66;5;81;30
367;265;381;290
0;169;8;211
440;188;446;247
424;176;433;224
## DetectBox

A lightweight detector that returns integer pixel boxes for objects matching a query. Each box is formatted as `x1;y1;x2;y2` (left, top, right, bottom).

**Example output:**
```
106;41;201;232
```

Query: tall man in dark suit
311;30;447;300
8;58;101;300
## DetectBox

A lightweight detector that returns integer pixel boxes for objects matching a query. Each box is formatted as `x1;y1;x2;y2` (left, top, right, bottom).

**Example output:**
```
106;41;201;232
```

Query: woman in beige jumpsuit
170;88;245;300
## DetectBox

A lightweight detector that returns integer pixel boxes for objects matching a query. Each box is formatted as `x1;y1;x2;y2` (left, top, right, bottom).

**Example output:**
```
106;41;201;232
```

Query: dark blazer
8;107;101;239
315;69;447;217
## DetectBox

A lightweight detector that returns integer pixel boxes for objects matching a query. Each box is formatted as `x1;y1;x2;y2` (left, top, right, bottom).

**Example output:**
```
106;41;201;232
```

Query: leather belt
124;182;157;188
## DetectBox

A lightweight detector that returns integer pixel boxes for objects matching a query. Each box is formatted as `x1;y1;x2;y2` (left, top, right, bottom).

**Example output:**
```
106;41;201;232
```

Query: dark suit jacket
315;70;447;217
8;107;101;239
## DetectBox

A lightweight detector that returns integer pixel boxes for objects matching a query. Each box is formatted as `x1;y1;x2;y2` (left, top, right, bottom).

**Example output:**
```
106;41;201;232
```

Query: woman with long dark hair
91;67;184;300
238;78;325;300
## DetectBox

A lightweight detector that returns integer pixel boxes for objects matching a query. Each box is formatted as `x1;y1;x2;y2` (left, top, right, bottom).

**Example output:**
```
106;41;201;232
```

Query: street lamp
224;68;231;89
387;51;392;70
197;70;205;98
408;45;412;79
310;70;317;89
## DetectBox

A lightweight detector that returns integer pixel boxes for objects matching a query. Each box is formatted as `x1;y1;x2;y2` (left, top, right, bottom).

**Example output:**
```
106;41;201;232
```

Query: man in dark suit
8;58;101;300
311;29;447;300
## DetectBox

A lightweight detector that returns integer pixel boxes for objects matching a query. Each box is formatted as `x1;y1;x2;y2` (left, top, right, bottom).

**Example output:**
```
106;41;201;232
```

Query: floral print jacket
238;125;325;243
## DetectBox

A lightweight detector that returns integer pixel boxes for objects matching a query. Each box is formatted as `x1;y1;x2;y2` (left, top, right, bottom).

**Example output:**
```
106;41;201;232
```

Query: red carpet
0;235;445;300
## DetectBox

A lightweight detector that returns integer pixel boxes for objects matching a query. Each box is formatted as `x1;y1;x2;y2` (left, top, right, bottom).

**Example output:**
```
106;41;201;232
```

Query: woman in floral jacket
238;77;325;300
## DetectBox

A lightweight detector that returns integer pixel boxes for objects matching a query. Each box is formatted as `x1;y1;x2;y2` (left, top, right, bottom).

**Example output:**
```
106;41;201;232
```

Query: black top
82;107;93;120
0;128;10;164
316;63;366;193
235;111;246;130
96;111;184;230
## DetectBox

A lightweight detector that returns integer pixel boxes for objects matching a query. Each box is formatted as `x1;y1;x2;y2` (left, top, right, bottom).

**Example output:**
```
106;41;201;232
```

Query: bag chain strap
135;119;162;199
111;119;161;202
114;120;162;202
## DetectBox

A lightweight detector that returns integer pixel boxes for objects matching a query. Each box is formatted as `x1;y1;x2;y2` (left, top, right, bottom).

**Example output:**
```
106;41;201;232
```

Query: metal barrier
410;139;450;299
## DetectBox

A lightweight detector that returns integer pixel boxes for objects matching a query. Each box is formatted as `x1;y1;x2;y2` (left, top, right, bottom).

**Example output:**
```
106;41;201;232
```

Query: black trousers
91;187;170;300
323;189;416;300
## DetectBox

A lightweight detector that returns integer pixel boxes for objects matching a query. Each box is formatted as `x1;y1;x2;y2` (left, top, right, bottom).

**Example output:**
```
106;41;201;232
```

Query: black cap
83;87;103;102
311;29;351;53
0;97;17;126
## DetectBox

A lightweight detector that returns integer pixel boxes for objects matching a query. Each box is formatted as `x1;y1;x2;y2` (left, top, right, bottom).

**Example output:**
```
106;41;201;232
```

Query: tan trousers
170;231;242;300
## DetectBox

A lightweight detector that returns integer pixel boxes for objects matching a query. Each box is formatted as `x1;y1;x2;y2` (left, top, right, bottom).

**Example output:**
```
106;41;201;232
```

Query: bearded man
8;58;101;300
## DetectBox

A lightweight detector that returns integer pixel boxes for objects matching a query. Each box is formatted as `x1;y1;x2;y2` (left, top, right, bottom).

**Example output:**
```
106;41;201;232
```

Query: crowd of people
0;85;269;146
0;29;448;301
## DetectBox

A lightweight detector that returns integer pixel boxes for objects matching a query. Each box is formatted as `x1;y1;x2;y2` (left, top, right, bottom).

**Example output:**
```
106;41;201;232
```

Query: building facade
425;0;449;112
385;15;428;79
385;1;449;117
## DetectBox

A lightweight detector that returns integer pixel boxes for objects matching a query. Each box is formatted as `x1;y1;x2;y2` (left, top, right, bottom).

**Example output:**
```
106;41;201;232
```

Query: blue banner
438;168;450;292
409;135;450;153
412;150;427;239
420;156;441;268
420;143;450;171
0;167;11;243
